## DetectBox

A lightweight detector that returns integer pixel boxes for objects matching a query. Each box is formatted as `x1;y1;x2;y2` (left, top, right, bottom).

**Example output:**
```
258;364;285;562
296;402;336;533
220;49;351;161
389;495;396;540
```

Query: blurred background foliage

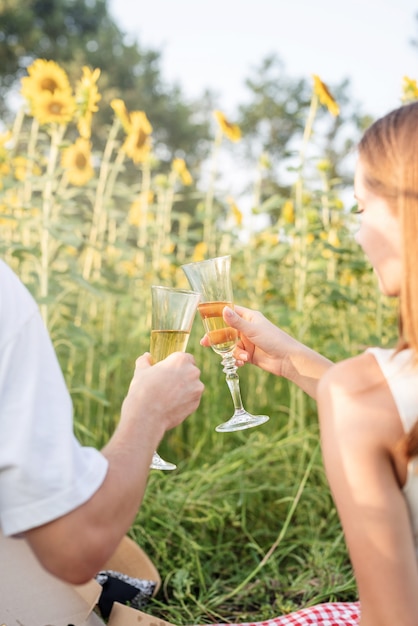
0;0;410;622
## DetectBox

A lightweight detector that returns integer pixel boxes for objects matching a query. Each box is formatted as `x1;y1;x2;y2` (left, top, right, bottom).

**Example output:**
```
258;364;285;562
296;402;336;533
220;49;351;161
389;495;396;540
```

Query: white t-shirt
0;260;108;536
368;347;418;558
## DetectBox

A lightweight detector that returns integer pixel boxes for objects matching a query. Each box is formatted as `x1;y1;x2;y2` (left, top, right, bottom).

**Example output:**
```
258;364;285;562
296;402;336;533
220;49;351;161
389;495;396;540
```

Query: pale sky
108;0;418;119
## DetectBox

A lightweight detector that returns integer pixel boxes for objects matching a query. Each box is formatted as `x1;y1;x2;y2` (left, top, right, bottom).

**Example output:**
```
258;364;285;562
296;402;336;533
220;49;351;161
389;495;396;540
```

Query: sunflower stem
136;160;151;269
39;123;66;326
82;118;120;281
203;128;222;257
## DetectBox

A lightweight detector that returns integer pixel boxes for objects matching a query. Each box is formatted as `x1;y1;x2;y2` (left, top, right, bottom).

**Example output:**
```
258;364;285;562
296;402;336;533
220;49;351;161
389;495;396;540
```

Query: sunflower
75;66;101;139
128;200;141;226
226;196;243;225
312;75;340;116
282;199;295;224
328;229;340;248
0;162;10;178
61;138;94;186
110;98;132;133
154;174;169;189
120;259;138;277
401;76;418;103
30;91;76;126
12;156;42;181
340;268;355;287
213;110;242;142
192;241;208;262
128;197;154;226
121;111;153;164
316;158;331;172
21;59;72;106
172;158;193;186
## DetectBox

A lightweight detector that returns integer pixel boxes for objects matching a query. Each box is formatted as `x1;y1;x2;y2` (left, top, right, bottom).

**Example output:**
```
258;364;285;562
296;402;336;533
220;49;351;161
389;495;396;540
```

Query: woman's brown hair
358;102;418;457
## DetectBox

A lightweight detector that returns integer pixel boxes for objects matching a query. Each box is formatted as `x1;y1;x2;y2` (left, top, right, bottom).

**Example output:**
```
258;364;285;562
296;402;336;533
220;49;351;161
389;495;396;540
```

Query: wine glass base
150;451;177;471
215;411;269;433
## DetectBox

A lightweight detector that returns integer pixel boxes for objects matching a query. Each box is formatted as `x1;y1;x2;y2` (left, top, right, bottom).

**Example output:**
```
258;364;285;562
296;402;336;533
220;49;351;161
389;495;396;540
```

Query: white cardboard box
0;534;178;626
0;533;101;625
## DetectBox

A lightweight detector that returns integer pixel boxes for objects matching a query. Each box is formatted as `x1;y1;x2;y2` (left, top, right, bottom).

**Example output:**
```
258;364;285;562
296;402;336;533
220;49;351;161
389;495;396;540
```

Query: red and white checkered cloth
212;602;360;626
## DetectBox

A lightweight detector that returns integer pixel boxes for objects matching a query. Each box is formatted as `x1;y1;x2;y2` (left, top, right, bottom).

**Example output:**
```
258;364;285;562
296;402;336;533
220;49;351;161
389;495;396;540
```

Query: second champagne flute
149;285;200;470
182;255;269;432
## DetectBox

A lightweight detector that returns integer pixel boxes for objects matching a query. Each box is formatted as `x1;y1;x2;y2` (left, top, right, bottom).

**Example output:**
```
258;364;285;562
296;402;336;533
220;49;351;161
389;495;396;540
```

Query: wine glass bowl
149;285;200;470
181;255;269;432
197;301;238;354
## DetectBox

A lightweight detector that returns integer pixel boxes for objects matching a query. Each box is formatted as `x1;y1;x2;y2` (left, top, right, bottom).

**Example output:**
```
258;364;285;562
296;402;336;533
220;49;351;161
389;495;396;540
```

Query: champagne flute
182;255;269;432
149;285;200;470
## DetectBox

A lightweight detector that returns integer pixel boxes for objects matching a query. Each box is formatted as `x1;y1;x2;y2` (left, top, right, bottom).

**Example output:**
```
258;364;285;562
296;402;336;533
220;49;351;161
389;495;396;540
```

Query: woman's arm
317;352;418;626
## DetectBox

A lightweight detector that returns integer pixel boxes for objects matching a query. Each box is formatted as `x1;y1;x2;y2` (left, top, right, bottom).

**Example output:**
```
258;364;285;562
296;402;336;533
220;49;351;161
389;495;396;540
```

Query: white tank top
367;347;418;556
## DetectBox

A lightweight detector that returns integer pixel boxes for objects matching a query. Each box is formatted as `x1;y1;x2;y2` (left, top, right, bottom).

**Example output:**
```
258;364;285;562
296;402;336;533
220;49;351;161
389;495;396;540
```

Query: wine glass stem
222;351;245;412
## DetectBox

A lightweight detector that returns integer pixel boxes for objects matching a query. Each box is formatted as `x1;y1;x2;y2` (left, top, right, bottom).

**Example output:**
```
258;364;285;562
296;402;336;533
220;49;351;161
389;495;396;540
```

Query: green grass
131;423;357;624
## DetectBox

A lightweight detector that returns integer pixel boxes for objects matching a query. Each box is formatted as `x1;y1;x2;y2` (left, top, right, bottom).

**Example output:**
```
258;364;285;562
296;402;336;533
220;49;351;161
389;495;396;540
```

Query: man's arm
24;352;204;584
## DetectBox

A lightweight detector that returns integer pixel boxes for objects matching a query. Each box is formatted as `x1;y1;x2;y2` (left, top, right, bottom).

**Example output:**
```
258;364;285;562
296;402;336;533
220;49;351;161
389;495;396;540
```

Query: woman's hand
201;304;332;398
201;305;292;375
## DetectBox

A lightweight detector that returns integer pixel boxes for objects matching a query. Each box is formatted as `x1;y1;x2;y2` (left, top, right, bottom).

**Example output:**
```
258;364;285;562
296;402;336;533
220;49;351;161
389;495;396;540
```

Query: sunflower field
0;59;412;623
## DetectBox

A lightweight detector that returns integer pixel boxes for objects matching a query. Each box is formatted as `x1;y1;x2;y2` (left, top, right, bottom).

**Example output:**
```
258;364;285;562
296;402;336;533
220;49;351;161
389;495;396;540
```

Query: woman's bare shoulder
318;350;406;478
319;351;385;395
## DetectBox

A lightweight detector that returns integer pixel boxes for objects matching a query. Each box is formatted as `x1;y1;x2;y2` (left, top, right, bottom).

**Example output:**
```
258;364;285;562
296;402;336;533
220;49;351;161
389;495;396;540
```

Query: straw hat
103;536;161;594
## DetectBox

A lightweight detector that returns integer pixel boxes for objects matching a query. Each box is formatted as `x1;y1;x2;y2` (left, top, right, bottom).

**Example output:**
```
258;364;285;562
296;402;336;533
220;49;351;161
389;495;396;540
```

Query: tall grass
0;63;398;623
134;427;356;624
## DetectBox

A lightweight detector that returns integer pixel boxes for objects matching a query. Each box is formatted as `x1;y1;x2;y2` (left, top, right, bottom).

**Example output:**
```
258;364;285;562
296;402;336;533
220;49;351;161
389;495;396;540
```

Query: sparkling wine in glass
182;255;269;432
149;285;200;470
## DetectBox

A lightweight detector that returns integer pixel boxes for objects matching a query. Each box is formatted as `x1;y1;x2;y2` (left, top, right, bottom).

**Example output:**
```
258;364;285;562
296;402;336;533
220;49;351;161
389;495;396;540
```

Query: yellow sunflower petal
282;199;295;224
172;158;193;186
213;110;242;142
328;230;340;247
111;98;132;133
226;196;243;225
312;75;339;116
192;241;208;262
401;76;418;103
75;66;101;138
